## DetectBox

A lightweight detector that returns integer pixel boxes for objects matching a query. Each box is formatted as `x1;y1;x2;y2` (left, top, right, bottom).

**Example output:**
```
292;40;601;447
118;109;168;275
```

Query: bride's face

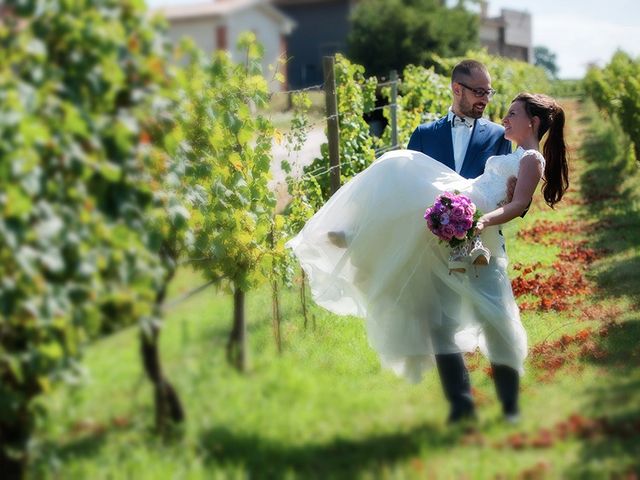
502;101;532;143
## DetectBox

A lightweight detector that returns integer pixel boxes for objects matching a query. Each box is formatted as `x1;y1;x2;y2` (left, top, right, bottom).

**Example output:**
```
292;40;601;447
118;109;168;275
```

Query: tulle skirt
287;150;527;382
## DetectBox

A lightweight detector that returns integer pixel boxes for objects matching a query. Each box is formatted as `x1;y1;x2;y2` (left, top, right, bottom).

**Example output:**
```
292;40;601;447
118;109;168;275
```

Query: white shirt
447;108;475;174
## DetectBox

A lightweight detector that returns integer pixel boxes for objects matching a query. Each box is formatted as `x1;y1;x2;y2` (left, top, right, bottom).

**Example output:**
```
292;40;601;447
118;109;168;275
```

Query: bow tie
452;115;473;128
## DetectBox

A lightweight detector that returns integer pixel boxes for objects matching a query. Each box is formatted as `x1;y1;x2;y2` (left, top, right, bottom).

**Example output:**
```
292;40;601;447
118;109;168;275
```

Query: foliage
0;0;180;472
279;92;316;250
347;0;478;78
534;45;559;79
179;33;276;293
583;50;640;161
380;64;451;148
549;79;584;99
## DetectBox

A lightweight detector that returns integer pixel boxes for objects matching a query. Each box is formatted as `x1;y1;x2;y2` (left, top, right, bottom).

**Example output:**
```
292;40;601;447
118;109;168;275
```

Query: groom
407;60;518;424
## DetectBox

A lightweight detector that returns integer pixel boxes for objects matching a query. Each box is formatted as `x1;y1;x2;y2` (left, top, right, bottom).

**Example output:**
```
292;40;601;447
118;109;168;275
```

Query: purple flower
450;205;465;221
425;215;435;230
441;224;455;240
454;225;468;240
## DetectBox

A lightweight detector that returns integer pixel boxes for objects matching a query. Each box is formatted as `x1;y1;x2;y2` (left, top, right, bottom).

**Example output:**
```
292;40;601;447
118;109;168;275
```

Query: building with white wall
479;3;533;63
153;0;296;92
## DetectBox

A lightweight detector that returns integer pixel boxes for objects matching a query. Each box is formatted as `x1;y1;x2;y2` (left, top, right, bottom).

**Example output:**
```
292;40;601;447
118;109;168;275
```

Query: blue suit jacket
407;116;512;180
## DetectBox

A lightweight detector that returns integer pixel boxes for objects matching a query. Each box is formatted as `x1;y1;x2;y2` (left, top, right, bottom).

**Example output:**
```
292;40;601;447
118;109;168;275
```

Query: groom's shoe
491;363;520;421
435;353;476;424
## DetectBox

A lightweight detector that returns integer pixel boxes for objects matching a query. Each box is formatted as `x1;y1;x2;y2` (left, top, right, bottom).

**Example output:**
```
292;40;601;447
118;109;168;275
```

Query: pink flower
441;224;455;240
454;227;467;240
451;205;465;218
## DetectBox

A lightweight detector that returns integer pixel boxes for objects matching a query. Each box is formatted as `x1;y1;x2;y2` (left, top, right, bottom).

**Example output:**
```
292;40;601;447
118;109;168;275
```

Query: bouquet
424;191;481;248
425;192;489;272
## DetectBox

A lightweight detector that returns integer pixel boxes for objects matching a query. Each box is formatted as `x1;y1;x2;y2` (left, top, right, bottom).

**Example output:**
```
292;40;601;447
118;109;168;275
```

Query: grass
31;99;640;479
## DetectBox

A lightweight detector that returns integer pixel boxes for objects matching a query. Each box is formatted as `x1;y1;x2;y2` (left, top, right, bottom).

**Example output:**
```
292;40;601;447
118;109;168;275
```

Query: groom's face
453;70;492;119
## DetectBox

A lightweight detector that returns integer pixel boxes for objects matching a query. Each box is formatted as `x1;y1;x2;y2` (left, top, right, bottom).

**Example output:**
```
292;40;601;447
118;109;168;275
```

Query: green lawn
32;99;640;479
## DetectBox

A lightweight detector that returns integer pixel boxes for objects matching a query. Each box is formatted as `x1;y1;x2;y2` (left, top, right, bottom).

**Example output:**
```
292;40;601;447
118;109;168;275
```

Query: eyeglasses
457;82;496;99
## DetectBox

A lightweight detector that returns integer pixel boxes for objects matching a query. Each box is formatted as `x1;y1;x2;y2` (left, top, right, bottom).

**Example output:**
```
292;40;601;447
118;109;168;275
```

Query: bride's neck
517;136;539;151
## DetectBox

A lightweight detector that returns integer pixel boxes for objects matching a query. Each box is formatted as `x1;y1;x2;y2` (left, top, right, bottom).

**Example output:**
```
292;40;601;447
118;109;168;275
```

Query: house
153;0;296;92
479;3;533;63
273;0;358;89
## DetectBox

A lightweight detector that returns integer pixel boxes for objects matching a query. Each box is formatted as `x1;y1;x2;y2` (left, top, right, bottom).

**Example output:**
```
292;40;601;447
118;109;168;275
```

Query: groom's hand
506;176;517;203
506;175;531;218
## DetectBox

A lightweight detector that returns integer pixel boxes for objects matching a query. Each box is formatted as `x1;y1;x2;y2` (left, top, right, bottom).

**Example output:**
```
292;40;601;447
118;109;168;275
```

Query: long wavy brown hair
512;93;568;208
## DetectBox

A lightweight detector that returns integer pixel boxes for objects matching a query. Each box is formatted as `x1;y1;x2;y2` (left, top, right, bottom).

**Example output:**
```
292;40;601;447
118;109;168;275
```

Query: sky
147;0;640;79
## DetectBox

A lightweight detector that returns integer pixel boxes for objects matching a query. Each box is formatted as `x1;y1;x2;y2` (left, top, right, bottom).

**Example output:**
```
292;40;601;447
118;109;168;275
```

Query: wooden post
390;70;398;149
323;56;341;195
234;288;246;371
226;285;247;372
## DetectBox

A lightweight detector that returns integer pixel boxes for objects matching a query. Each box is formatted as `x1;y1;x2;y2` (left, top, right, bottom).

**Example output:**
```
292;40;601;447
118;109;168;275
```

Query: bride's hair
513;93;568;208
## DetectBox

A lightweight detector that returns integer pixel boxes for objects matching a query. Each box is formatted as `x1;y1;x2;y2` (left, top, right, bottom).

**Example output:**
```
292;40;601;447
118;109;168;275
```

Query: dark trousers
491;362;520;416
435;353;519;422
435;353;475;422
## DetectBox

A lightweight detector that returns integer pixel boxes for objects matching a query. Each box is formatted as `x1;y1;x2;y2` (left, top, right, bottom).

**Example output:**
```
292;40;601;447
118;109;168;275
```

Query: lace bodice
469;147;545;212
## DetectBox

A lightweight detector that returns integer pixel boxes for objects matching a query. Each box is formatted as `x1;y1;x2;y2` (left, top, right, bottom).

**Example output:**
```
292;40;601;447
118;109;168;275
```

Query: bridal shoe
448;243;470;274
468;235;491;266
448;236;491;274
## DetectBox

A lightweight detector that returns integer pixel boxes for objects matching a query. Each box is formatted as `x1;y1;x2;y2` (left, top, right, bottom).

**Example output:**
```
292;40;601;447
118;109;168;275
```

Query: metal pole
323;56;341;195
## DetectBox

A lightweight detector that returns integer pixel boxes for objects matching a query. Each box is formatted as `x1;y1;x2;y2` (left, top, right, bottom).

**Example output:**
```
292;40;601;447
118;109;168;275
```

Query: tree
584;51;640;162
180;33;277;372
0;0;185;475
534;46;559;79
347;0;478;77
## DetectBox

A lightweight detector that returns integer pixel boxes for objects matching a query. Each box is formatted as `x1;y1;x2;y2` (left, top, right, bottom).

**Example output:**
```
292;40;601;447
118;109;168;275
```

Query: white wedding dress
287;147;543;383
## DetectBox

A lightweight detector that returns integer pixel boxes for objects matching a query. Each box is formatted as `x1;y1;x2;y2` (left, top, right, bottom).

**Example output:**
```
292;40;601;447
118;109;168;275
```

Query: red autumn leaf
139;130;151;145
506;433;528;450
530;429;555;448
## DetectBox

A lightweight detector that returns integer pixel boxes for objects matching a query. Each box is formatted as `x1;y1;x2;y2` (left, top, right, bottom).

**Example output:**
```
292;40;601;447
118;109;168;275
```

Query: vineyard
1;1;639;479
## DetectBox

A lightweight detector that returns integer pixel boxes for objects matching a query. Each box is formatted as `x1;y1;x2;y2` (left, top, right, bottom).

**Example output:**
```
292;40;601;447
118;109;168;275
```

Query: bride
287;93;568;388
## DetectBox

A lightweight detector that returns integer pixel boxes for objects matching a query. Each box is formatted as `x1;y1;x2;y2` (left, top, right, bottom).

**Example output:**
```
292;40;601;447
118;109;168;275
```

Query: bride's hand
475;219;486;234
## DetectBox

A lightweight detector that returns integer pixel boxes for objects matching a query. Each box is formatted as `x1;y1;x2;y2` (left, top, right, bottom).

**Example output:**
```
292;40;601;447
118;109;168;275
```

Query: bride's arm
476;154;544;231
